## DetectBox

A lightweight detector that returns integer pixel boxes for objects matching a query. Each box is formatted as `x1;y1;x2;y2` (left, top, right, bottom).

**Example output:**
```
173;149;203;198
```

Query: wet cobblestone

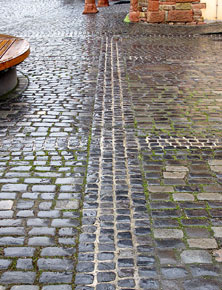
1;0;222;288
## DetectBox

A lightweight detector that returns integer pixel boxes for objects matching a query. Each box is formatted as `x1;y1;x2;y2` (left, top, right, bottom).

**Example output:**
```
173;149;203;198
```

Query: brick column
83;0;98;14
98;0;109;7
129;0;140;22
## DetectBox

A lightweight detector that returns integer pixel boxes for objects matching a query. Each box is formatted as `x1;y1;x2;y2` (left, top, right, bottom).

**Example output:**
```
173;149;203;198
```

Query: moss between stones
124;14;131;23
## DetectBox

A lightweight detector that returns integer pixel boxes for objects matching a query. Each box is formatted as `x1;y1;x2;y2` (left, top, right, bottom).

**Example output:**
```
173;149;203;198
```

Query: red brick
148;0;159;11
192;3;206;9
167;10;193;22
176;0;199;2
160;1;176;4
147;11;165;22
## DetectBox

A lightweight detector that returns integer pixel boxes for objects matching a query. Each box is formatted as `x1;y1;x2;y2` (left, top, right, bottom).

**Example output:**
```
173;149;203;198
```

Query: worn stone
197;192;222;201
0;260;12;270
16;259;33;270
97;272;116;282
75;274;94;285
0;200;13;210
148;186;174;193
181;250;212;264
154;229;183;239
0;272;36;284
188;238;217;249
28;237;55;246
212;227;222;238
39;272;72;283
4;247;35;257
213;249;222;262
1;184;27;192
42;286;72;290
173;193;194;201
41;247;75;256
163;172;186;179
55;200;79;210
38;258;74;271
11;287;39;290
161;267;188;279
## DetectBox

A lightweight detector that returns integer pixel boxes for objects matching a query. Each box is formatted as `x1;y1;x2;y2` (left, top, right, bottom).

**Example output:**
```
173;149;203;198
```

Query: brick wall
136;0;206;24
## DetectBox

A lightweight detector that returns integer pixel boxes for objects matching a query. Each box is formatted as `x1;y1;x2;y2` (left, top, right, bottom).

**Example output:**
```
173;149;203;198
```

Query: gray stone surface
0;272;36;284
0;200;13;210
39;272;72;283
11;287;39;290
154;229;183;239
37;258;74;271
181;250;212;264
4;247;35;257
0;260;12;270
212;227;222;238
1;0;222;289
55;200;79;210
188;238;218;249
173;193;195;201
42;286;71;290
197;193;222;201
16;259;33;270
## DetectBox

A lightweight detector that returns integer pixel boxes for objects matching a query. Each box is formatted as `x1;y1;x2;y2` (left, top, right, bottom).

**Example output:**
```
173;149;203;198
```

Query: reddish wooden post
129;0;140;22
83;0;98;14
98;0;109;7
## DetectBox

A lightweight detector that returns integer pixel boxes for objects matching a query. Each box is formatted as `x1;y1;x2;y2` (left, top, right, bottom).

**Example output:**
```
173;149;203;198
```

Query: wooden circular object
0;34;30;72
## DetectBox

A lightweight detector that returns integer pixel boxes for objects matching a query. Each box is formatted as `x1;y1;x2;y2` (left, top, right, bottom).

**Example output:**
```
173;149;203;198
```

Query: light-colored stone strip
91;36;108;288
111;37;119;288
115;39;140;290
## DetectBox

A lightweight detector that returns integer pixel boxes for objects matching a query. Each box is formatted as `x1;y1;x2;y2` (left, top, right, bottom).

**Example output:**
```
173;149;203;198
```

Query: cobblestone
41;247;75;257
42;286;71;290
0;260;12;270
187;238;218;249
11;287;39;290
212;227;222;238
181;250;212;264
0;200;13;210
39;272;72;283
154;229;183;239
1;0;222;288
4;247;35;257
16;259;33;270
0;272;36;284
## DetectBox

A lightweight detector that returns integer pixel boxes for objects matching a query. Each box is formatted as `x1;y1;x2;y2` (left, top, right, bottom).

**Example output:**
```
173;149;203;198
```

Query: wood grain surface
0;34;30;71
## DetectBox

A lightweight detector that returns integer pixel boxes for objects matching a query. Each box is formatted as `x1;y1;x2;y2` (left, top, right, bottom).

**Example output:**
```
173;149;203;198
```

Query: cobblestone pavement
1;0;222;289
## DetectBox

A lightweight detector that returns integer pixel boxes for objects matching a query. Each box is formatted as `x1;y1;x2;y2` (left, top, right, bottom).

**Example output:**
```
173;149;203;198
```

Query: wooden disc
0;34;30;72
